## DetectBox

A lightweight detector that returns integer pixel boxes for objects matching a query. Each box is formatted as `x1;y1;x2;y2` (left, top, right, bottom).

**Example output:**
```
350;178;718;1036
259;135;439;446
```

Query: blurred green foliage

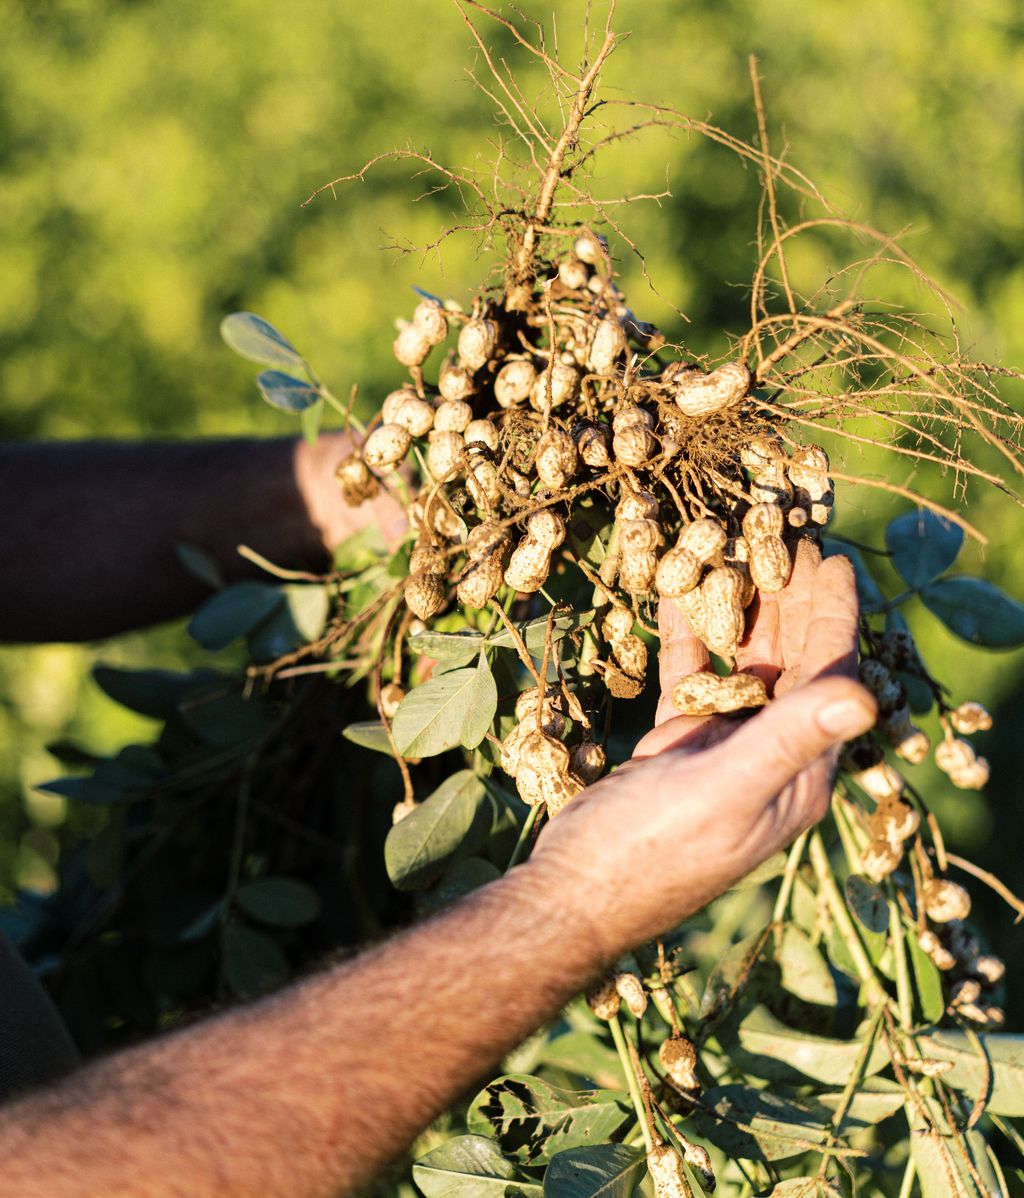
1;1;1022;1017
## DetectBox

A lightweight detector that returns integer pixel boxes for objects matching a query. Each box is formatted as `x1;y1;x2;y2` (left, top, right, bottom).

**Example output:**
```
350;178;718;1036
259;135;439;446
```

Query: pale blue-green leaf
93;666;224;720
920;576;1024;647
736;1005;888;1086
537;1033;626;1091
413;1135;542;1198
461;653;498;751
220;311;304;369
885;508;964;587
222;920;290;998
178;692;273;749
334;524;388;572
409;629;487;666
489;611;594;654
693;1085;830;1162
823;540;885;614
236;877;320;929
468;1075;631;1165
342;721;394;756
282;584;330;641
918;1031;1024;1116
384;771;487;891
776;925;837;1007
907;932;945;1024
699;930;766;1021
911;1098;1001;1197
188;582;284;650
542;1145;645;1198
256;370;320;413
844;874;889;934
174;542;225;590
393;669;479;758
815;1078;905;1127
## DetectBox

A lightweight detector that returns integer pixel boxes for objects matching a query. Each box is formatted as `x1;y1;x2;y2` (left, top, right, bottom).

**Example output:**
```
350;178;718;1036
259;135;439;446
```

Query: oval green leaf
461;652;498;751
776;925;837;1007
413;1135;543;1198
885;508;964;588
384;770;488;891
409;630;487;666
693;1085;831;1162
736;1005;888;1086
236;877;320;929
222;920;290;998
220;311;304;369
187;582;284;650
918;1031;1024;1116
393;669;480;758
342;721;394;756
542;1145;645;1198
256;369;321;413
920;576;1024;647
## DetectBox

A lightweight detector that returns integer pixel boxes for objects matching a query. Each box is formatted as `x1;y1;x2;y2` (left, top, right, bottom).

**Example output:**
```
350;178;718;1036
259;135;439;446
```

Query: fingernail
817;696;876;739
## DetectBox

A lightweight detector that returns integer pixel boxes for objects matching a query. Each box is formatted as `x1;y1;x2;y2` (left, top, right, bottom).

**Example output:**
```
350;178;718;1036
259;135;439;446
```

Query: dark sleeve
0;931;79;1104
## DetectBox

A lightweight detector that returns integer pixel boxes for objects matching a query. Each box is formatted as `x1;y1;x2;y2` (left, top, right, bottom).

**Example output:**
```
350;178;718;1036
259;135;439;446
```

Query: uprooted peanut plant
28;4;1024;1196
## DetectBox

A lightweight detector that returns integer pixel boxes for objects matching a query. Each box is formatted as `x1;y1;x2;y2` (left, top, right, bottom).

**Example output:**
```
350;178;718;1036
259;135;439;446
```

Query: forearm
0;436;381;643
0;862;602;1198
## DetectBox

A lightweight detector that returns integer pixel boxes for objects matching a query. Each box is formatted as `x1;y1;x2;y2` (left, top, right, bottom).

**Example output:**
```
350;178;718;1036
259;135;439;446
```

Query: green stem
897;1152;917;1198
889;896;915;1032
881;589;916;615
609;1016;654;1154
809;830;888;1008
319;385;366;434
772;828;809;931
506;804;543;870
831;793;864;874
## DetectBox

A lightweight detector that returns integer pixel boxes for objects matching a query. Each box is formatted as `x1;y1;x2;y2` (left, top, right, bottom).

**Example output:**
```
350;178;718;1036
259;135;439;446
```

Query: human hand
527;541;877;965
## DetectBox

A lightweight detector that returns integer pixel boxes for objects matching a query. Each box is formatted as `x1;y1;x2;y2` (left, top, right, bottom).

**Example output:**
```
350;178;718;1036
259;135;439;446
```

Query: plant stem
609;1015;654;1154
772;828;809;935
506;803;543;870
897;1153;917;1198
889;896;915;1032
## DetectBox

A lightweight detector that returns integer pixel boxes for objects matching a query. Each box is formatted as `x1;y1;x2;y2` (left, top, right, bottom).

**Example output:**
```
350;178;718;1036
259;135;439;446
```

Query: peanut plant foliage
12;6;1024;1196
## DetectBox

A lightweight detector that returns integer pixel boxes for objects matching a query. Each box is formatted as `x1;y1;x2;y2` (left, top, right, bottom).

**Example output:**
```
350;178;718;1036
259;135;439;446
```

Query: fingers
735;591;782;689
798;552;861;683
654;595;710;727
775;537;822;683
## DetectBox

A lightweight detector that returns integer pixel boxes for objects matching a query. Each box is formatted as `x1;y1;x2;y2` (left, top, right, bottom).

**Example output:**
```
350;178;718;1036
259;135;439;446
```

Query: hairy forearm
0;436;378;643
0;862;602;1198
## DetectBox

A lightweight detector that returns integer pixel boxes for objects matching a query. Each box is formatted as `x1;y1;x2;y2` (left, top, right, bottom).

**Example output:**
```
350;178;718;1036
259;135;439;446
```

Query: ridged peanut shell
526;509;566;549
405;572;445;620
393;396;435;438
412;299;448;345
464;419;499;452
671;671;768;716
923;879;971;923
335;454;379;505
393;324;431;368
655;546;702;597
571;740;606;785
701;566;746;657
426;430;464;479
382;386;417;424
616;489;659;522
363;423;412;471
457;317;498;372
434;399;473;433
589;317;628;375
614;971;647;1018
612;425;658;467
494;359;537;407
618;551;657;595
612;404;654;433
535;429;578;489
602;605;635;644
456;554;504;608
679;518;727;564
530;361;578;411
613;632;648;680
647;1145;691;1198
466;458;500;510
575;422;612;468
438;362;476;402
748;534;792;594
674;360;750;417
742;502;785;540
409;544;447;574
504;540;552;593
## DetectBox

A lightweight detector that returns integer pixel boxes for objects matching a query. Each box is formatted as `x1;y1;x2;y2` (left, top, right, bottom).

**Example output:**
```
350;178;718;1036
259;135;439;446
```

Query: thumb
702;675;876;810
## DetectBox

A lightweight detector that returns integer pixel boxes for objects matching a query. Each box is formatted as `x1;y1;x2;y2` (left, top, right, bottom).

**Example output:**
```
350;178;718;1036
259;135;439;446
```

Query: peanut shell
674;360;750;417
363;423;412;471
671;670;768;716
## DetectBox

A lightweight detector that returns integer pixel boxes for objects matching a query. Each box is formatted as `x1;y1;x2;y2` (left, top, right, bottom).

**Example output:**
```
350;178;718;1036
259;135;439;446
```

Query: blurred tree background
1;0;1022;1026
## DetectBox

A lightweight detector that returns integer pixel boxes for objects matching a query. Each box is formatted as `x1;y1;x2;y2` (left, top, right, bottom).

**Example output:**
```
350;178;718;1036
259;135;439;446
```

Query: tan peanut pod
571;740;606;785
507;467;532;499
886;712;930;765
574;230;604;264
619;552;658;595
671;671;768;716
614;971;648;1018
787;444;831;493
740;434;784;473
701;566;745;657
810;496;834;527
426;430;465;480
612;404;655;434
602;605;635;645
616;489;659;522
363;423;412;471
924;879;972;923
984;1005;1006;1028
919;930;957;971
589;317;628;375
466;521;510;560
742;501;785;540
409;544;447;574
412;299;449;345
674;360;751;417
558;257;589;290
335;453;379;506
750;462;793;509
655;546;703;598
530;360;579;411
682;1144;715;1193
612;424;659;467
393;323;432;368
515;731;573;805
604;665;644;699
950;758;991;790
379;682;405;720
934;737;978;777
393;395;436;438
457;317;499;372
574;421;612;468
851;761;904;803
971;954;1006;985
526;509;566;549
951;978;983;1009
679;518;727;565
673;586;708;641
586;976;621;1021
620;519;663;555
428;499;465;540
860;838;902;883
613;632;648;681
494;358;537;407
647;1144;694;1198
434;399;473;434
748;534;792;594
950;701;993;734
457;554;504;608
659;1035;698;1081
466;458;501;511
535;428;579;489
513;691;567;738
503;538;552;593
464;419;499;452
723;537;755;606
382;385;418;424
405;571;446;621
881;798;920;844
542;769;585;817
438;361;476;402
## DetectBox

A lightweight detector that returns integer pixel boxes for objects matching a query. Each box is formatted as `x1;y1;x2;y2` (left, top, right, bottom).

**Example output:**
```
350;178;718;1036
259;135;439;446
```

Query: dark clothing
0;931;78;1102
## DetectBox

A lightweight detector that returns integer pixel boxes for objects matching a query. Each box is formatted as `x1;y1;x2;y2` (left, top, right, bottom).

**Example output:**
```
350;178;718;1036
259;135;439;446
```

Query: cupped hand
528;540;877;965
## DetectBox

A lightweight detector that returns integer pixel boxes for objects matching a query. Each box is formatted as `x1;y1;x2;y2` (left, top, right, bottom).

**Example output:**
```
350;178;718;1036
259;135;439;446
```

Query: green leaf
907;931;946;1024
247;584;329;661
918;1032;1024;1116
823;541;885;614
814;1078;905;1126
766;1183;832;1197
468;1075;631;1166
188;582;284;650
334;524;388;572
726;853;787;893
256;369;321;413
462;652;498;751
36;775;127;805
221;920;290;998
910;1098;1001;1197
393;669;481;758
220;311;304;369
920;576;1024;647
384;770;487;891
542;1145;645;1198
844;874;889;934
537;1033;626;1091
236;877;320;929
489;611;594;655
342;721;394;755
886;508;964;587
735;1005;888;1086
178;692;273;749
174;542;225;589
699;930;766;1021
776;925;837;1007
93;666;224;720
693;1085;830;1162
413;1135;543;1198
409;629;487;666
